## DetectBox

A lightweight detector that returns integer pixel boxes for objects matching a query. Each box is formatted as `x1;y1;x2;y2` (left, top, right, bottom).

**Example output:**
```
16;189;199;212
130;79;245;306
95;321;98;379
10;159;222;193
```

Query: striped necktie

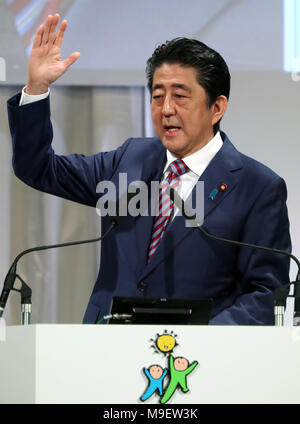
148;159;189;261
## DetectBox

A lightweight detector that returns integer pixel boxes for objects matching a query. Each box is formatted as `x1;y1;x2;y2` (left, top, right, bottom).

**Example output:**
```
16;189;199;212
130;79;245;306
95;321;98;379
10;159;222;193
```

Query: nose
162;94;175;117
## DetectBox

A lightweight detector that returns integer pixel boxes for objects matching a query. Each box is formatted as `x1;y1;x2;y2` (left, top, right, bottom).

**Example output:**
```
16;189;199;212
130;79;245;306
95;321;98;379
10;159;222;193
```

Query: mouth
163;125;181;136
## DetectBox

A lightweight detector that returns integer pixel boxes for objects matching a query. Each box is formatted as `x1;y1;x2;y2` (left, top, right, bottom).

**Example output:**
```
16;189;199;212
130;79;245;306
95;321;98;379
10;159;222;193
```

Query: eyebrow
152;83;191;93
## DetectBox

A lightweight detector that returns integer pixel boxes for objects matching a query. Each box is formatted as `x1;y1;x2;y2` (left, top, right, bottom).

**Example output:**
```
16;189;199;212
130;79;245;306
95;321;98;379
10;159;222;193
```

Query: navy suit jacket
7;93;291;325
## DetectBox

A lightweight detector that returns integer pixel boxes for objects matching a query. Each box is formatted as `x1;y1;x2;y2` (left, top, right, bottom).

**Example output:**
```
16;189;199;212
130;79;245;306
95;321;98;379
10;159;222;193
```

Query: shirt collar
164;131;223;176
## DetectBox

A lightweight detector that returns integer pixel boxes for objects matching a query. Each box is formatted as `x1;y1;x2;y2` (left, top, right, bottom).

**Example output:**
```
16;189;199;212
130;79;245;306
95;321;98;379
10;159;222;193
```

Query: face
174;357;189;371
149;365;163;379
156;334;176;353
151;63;226;158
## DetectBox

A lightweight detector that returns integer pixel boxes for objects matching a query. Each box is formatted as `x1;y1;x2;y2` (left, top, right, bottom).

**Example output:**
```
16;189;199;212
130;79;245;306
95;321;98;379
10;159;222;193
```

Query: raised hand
26;14;80;94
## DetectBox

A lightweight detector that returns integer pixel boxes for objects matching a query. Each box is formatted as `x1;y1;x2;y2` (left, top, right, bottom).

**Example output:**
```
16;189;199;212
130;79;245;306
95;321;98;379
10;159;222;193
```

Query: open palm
27;14;80;93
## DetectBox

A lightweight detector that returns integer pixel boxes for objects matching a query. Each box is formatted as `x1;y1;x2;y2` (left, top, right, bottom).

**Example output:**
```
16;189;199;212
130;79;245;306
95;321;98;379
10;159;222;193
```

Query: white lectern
0;325;300;404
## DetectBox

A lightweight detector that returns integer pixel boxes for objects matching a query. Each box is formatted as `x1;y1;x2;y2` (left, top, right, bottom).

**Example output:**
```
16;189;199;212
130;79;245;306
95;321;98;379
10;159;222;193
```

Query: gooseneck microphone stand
195;223;300;327
0;220;117;325
168;187;300;326
273;271;300;326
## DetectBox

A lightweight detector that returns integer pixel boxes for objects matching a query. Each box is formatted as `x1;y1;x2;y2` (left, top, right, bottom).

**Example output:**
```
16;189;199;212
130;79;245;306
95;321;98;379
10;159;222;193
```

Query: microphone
0;191;136;320
293;281;300;325
0;222;116;320
167;187;300;326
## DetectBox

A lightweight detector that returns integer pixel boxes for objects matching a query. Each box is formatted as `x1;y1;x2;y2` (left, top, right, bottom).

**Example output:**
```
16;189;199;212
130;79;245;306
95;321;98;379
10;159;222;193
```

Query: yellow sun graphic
150;330;178;355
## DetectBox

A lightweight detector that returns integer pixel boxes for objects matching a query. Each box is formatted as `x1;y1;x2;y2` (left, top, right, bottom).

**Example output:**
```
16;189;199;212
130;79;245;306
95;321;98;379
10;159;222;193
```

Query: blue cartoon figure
140;364;168;401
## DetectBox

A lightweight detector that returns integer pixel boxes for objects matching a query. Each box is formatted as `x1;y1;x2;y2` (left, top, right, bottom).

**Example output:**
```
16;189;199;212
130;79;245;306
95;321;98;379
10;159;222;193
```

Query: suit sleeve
7;93;131;207
209;176;291;325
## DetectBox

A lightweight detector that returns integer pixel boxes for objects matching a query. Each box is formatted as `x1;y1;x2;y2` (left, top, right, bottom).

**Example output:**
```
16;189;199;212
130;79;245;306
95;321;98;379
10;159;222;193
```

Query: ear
211;95;228;126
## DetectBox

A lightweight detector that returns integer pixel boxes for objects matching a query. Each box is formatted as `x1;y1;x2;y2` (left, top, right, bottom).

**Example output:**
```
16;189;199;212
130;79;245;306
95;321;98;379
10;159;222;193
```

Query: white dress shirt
161;132;223;218
20;87;50;105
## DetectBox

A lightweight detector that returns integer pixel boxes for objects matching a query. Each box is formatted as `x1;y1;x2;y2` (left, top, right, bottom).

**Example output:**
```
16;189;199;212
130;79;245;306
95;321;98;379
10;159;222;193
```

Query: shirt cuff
19;86;50;106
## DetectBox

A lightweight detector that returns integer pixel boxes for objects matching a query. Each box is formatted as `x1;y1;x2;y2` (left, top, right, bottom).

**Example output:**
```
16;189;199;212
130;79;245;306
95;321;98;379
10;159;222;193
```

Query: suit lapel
138;134;243;281
199;137;243;224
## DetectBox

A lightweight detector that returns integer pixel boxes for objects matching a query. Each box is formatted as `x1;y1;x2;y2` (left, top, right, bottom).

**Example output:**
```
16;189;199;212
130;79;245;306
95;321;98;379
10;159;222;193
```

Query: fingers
41;15;53;45
54;19;68;48
32;25;43;48
63;52;80;70
40;14;60;45
48;14;60;45
33;14;68;50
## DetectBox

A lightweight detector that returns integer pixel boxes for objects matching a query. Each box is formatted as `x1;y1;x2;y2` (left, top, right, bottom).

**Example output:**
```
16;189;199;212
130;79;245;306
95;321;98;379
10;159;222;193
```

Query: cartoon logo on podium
140;330;198;404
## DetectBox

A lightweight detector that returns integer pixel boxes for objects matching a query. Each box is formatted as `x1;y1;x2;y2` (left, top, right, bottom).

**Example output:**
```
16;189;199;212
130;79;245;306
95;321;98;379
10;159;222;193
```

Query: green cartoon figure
160;355;198;404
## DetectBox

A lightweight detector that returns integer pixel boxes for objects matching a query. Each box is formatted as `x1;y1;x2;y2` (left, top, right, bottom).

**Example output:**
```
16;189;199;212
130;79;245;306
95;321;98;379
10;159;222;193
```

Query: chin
162;139;186;157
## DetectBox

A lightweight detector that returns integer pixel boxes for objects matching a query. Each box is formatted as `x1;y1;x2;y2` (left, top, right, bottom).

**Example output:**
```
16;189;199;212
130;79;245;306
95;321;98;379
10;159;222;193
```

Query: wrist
25;81;49;95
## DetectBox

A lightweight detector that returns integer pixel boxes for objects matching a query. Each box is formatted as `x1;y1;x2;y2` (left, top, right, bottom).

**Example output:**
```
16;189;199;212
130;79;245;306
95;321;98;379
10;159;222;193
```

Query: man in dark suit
7;14;291;324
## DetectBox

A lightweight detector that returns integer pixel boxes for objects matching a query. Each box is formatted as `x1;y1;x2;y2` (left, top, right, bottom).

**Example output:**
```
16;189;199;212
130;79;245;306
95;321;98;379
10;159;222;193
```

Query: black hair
146;38;231;133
